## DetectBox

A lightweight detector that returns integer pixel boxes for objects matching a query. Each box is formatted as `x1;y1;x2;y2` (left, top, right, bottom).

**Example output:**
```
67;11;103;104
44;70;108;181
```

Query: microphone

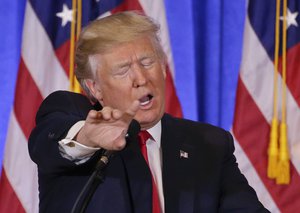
96;119;141;169
71;119;140;213
127;118;141;137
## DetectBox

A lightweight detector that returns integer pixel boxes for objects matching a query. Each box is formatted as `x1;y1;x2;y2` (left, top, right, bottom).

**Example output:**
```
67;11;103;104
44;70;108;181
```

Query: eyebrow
112;60;131;69
111;53;157;69
138;53;156;60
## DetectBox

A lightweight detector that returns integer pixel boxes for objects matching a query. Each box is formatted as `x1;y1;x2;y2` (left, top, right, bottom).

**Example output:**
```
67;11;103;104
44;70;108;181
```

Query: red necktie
138;131;161;213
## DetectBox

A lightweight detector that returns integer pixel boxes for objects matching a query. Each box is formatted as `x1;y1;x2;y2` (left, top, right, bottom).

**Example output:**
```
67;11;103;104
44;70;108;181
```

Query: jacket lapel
161;114;195;213
120;133;153;213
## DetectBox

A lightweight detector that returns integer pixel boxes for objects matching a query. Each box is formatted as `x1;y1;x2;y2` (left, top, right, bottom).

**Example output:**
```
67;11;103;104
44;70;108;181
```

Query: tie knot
138;130;153;145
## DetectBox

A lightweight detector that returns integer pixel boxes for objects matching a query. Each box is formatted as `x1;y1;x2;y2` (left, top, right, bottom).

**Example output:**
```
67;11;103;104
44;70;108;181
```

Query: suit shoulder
162;114;232;146
44;90;89;104
163;114;229;135
36;90;94;123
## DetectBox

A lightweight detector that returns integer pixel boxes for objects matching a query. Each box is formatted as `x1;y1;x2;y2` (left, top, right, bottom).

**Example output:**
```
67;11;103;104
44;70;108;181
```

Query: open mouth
139;94;153;106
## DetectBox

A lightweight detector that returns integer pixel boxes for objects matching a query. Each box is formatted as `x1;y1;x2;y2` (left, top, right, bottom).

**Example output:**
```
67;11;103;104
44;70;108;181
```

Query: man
29;11;269;213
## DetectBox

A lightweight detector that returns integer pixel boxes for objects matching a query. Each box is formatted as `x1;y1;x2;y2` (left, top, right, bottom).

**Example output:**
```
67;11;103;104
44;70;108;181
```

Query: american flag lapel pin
180;150;189;159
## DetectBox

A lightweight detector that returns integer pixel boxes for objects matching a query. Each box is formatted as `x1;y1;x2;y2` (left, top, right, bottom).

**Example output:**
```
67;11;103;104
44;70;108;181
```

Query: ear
161;63;167;79
160;54;167;79
85;79;104;105
163;65;166;79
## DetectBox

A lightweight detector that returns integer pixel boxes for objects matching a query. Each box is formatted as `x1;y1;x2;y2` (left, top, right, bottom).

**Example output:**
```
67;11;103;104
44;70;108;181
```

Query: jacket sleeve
218;131;270;213
28;90;102;175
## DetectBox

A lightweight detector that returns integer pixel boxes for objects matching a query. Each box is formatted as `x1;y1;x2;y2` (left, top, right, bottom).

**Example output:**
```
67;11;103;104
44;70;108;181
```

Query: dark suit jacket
29;91;269;213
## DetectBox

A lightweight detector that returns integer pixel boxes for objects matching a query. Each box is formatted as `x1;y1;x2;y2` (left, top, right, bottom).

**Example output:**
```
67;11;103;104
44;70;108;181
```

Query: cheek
155;73;166;92
101;83;133;108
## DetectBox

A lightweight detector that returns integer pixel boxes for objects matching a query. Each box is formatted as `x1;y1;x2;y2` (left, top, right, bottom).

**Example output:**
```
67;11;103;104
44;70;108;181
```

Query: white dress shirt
58;121;165;212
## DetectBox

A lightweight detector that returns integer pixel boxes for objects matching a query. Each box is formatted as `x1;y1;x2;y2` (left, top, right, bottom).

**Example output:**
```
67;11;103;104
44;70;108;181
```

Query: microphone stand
71;120;140;213
71;151;113;213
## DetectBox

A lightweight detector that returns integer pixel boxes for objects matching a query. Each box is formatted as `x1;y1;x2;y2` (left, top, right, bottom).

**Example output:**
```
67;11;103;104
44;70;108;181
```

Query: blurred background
2;0;299;212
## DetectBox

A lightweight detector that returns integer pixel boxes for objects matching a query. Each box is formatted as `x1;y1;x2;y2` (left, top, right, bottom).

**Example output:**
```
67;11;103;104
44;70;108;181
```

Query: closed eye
140;57;155;68
113;65;130;77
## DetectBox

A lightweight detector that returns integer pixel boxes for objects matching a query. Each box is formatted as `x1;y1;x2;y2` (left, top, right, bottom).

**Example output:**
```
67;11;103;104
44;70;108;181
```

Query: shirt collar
147;121;161;147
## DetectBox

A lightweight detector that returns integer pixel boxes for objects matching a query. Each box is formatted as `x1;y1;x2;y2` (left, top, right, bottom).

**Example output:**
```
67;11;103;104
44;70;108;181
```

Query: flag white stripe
3;111;39;213
240;16;300;175
22;2;69;98
139;0;175;77
232;132;280;213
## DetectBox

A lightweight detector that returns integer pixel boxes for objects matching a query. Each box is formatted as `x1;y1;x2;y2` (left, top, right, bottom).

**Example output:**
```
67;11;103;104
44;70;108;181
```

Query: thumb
86;110;102;123
121;100;140;124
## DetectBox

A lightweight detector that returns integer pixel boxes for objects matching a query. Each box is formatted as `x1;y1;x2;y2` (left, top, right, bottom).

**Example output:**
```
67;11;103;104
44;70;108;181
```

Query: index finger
86;109;102;121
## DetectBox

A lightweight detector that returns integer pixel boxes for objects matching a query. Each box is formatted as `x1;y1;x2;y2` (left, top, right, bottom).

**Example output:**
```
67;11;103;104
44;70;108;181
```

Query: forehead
101;36;157;62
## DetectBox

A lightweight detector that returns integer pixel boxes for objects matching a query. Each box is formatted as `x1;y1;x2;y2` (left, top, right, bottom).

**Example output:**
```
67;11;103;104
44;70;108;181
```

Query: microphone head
128;119;141;137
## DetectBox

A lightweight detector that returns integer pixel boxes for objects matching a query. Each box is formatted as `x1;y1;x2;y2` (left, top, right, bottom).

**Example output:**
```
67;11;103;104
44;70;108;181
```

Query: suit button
48;132;55;139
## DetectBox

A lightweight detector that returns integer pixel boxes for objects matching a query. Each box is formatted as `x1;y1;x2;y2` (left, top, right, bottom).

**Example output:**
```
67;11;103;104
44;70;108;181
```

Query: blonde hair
75;11;165;101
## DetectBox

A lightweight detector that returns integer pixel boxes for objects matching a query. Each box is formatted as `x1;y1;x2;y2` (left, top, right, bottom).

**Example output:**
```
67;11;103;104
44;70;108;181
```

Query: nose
132;64;147;88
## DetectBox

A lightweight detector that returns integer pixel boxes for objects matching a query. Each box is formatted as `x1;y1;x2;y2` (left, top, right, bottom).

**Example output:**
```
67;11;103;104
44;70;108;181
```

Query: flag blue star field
0;0;181;212
232;0;300;212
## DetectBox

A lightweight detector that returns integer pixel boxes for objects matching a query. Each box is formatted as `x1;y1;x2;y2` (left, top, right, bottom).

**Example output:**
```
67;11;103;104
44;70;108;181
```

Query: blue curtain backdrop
0;0;246;170
191;0;246;128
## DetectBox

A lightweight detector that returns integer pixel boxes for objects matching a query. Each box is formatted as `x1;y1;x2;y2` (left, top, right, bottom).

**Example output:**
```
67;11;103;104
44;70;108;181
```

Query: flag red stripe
14;58;43;139
278;43;300;108
233;77;300;213
0;168;26;213
55;40;71;77
165;66;182;117
111;0;143;13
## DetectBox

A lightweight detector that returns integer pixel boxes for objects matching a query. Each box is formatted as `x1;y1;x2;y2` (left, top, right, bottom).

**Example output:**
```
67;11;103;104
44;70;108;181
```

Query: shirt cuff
58;121;100;164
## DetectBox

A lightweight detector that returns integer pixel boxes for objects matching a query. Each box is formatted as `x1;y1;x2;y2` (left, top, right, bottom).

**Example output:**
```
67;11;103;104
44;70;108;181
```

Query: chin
136;111;162;129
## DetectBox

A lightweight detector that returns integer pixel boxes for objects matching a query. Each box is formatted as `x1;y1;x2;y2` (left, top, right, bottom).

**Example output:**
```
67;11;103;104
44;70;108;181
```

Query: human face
89;36;166;129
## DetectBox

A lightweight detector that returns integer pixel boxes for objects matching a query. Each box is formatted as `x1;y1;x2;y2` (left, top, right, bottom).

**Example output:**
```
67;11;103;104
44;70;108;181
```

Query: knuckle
114;141;126;150
102;106;112;112
88;110;96;116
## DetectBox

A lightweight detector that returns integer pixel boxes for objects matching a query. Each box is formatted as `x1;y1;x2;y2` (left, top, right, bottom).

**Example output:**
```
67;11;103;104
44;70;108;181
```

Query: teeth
139;95;151;106
140;100;150;106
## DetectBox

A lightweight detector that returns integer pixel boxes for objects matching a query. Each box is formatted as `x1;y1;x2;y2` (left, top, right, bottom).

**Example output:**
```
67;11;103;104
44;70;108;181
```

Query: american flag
232;0;300;212
0;0;181;212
